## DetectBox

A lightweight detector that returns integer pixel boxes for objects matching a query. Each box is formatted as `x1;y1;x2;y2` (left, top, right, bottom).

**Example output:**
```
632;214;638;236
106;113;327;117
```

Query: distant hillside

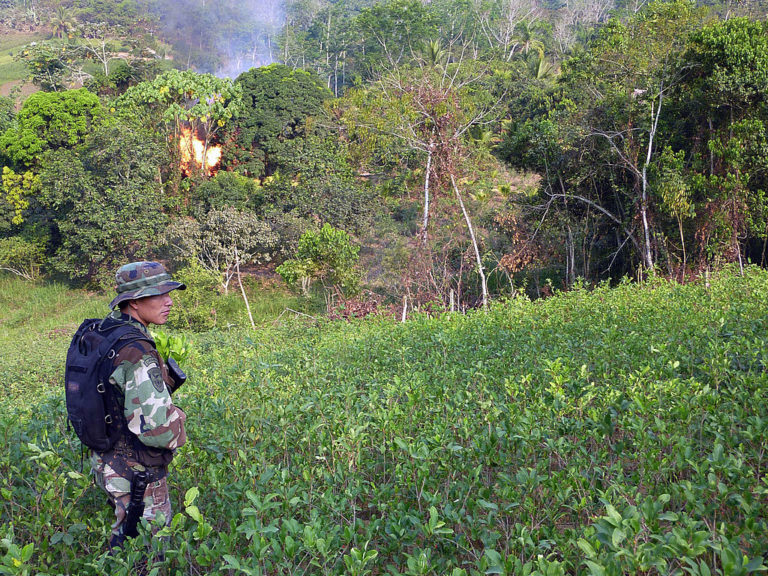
0;28;44;99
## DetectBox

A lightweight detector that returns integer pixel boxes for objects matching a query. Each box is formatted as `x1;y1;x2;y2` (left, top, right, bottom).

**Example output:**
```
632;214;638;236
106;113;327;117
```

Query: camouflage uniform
91;262;187;549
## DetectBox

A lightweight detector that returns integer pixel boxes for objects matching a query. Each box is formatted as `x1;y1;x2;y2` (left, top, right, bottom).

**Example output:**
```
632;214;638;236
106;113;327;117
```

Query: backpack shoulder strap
96;319;153;353
93;321;155;384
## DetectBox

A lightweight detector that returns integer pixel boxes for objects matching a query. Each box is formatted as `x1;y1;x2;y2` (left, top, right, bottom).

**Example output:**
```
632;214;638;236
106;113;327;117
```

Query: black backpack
64;318;151;452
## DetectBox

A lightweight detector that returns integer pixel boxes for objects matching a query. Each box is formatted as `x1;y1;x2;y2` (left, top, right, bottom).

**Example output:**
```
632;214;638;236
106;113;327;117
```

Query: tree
339;56;506;307
41;118;168;284
50;5;74;39
75;22;133;78
303;2;359;96
501;0;703;278
676;18;768;267
15;40;85;91
474;0;544;61
226;64;332;178
511;20;547;58
116;69;242;177
0;88;102;171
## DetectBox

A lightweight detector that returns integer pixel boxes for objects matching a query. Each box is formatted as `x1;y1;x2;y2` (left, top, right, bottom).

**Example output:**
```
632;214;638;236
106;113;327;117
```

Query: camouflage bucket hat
109;261;186;309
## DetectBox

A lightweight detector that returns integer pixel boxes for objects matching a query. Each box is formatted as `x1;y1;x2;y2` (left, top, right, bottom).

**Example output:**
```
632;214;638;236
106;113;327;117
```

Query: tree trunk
566;223;575;287
451;174;487;309
235;248;256;330
640;96;662;271
420;148;432;244
678;217;686;281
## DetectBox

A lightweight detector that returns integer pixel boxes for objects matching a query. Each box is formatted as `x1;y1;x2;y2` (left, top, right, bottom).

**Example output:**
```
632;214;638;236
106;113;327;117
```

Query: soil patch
0;79;38;100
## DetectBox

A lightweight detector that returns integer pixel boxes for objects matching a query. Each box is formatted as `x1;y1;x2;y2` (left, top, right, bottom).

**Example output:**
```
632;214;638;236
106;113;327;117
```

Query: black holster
123;470;149;539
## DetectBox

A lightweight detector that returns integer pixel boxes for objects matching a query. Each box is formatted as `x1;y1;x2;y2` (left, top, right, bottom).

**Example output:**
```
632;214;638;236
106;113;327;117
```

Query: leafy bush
166;260;220;332
0;235;44;280
164;208;278;293
277;223;361;297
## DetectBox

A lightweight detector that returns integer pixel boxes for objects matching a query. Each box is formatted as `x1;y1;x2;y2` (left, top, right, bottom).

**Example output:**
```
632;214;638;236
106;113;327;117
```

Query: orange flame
179;126;222;176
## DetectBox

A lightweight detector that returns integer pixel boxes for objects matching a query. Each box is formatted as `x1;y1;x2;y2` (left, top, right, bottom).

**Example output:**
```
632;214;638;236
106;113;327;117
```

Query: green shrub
166;260;220;332
277;223;361;297
3;267;768;575
0;236;44;280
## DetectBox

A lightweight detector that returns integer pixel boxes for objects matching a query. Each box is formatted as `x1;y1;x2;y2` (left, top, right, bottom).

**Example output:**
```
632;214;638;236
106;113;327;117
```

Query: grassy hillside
1;269;767;575
0;30;43;93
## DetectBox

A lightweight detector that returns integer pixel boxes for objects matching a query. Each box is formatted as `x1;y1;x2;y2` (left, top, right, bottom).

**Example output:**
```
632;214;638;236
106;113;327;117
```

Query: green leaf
21;543;34;562
605;504;622;524
186;505;203;523
184;486;200;507
585;560;606;576
745;557;766;573
577;538;597;557
611;528;626;548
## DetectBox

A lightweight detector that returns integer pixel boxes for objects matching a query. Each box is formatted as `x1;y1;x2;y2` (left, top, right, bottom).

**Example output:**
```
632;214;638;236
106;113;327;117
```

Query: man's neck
109;310;150;333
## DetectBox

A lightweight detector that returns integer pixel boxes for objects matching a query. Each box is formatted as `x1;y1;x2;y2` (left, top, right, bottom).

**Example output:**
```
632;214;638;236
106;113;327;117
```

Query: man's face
127;293;173;326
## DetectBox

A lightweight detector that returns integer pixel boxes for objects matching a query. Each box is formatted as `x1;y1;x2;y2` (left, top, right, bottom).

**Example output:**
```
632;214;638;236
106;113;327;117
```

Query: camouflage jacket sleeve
110;340;187;450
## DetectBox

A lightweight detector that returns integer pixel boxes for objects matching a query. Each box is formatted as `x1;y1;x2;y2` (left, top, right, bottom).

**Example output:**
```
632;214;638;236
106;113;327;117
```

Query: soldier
90;261;188;551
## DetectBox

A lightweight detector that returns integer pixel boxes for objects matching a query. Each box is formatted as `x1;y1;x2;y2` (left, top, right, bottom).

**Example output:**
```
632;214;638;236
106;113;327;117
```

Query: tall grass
0;276;105;402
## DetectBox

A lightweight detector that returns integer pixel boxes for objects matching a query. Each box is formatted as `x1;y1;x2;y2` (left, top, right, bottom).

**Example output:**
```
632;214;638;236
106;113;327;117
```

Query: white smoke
214;0;285;78
155;0;286;78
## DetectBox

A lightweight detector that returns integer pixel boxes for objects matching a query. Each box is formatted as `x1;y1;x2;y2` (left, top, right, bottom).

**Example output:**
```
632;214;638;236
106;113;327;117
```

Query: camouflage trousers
91;453;172;546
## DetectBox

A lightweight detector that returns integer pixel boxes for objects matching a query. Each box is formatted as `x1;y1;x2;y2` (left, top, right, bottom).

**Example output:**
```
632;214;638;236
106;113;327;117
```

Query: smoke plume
154;0;285;78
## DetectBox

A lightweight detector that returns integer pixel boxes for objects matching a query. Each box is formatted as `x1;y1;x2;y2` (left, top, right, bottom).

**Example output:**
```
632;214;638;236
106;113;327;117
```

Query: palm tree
528;48;556;80
50;6;74;39
512;21;545;57
422;39;446;68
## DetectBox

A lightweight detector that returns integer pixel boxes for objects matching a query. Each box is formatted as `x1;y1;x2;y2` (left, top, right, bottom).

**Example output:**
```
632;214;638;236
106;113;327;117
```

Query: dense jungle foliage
2;0;768;310
1;267;767;574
